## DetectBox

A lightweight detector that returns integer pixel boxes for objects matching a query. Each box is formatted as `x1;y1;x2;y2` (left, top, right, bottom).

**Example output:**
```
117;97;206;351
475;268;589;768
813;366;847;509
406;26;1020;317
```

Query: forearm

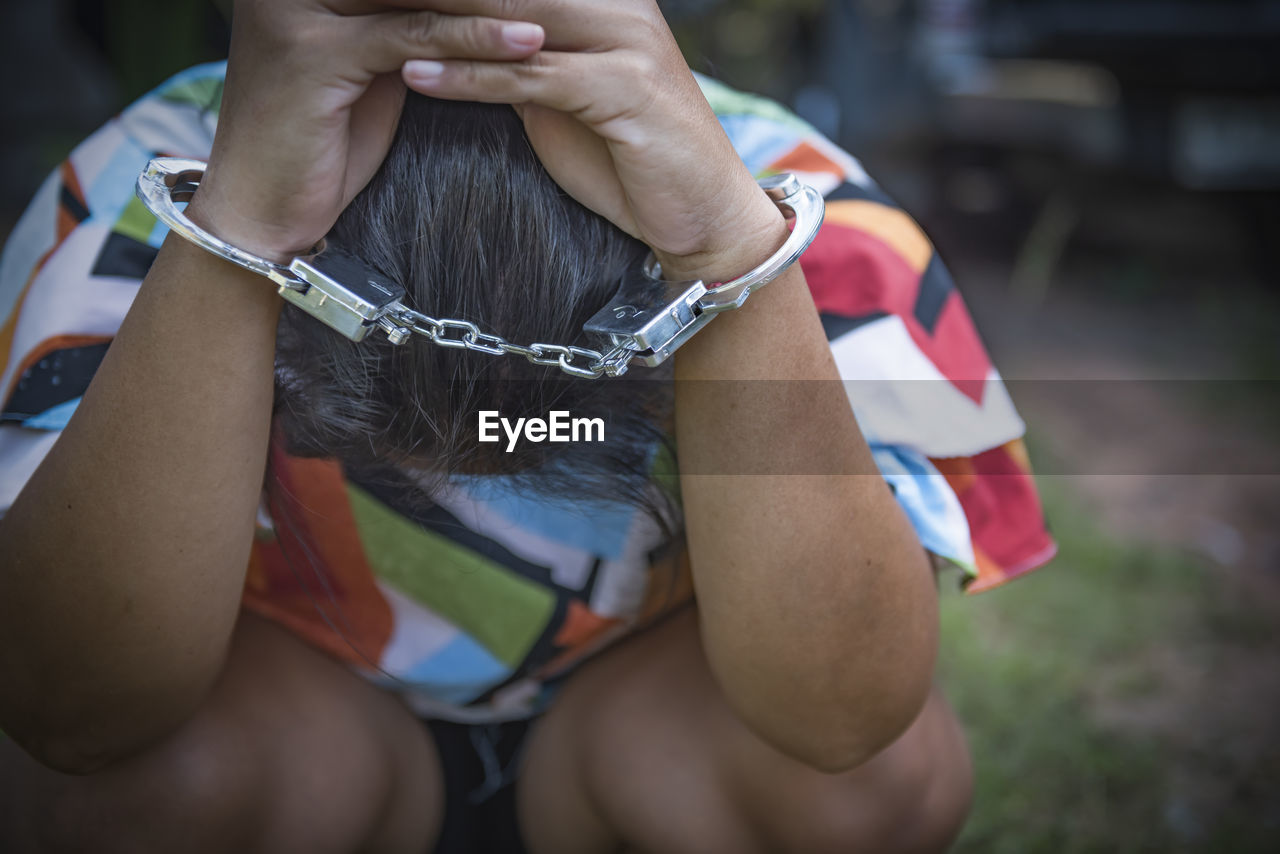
0;220;281;771
671;225;938;772
0;0;559;773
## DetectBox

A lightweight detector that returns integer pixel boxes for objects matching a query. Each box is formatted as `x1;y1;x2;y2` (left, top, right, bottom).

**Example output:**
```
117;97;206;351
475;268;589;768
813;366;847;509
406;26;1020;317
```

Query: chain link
393;308;627;378
139;158;821;382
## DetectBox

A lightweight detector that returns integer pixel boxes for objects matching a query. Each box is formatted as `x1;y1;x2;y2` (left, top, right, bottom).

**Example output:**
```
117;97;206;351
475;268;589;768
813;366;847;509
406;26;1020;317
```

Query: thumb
343;73;409;206
520;105;637;239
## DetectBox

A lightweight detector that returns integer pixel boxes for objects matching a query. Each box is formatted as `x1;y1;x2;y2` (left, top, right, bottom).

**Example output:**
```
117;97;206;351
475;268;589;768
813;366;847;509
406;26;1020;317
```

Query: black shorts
424;717;535;854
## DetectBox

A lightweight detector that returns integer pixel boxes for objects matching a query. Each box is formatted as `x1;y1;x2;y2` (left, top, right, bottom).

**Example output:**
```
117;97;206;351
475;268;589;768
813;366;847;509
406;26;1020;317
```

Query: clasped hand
199;0;784;281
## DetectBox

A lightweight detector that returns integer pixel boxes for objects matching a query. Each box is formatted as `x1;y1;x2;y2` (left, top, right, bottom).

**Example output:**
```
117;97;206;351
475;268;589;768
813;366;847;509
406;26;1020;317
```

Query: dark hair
272;94;677;525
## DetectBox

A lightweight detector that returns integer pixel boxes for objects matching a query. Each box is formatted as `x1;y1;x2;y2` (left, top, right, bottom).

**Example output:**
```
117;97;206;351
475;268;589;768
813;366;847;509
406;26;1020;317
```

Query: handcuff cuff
135;157;824;379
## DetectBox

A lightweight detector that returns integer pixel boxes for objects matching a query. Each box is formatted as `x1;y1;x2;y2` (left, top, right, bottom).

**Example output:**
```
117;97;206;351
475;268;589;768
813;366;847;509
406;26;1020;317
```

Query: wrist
185;168;322;265
653;189;788;284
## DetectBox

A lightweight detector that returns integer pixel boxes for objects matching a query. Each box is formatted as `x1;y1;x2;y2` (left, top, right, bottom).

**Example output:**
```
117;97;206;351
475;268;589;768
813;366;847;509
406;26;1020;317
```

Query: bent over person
0;1;1055;851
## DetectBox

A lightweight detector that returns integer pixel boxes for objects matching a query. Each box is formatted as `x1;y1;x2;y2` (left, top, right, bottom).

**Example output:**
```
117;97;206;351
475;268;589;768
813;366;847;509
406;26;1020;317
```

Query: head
272;93;675;520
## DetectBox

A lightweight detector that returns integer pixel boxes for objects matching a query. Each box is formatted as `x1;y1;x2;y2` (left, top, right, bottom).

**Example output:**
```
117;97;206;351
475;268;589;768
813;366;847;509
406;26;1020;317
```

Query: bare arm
669;244;938;773
0;231;281;772
0;0;546;773
405;0;939;772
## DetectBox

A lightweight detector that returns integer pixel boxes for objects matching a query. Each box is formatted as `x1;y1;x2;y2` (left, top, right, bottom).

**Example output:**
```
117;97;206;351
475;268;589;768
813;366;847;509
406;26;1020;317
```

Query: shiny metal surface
135;158;305;289
137;158;823;379
698;173;826;314
585;172;825;367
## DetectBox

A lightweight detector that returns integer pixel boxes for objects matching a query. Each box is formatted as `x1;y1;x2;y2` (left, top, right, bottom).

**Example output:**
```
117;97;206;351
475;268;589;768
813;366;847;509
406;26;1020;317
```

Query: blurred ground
906;165;1280;851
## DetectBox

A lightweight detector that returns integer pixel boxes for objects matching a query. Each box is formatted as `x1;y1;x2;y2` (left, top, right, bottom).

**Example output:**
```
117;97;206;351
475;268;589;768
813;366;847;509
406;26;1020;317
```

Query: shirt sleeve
699;73;1056;589
0;62;225;517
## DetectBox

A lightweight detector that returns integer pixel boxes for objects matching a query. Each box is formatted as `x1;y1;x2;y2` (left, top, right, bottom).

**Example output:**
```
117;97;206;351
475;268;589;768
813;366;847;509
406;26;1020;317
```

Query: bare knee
3;614;440;854
800;752;972;854
2;716;262;854
765;693;973;854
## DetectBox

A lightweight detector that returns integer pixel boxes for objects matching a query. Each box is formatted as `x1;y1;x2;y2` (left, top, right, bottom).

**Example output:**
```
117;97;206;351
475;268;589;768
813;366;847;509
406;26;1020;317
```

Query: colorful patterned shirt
0;63;1056;722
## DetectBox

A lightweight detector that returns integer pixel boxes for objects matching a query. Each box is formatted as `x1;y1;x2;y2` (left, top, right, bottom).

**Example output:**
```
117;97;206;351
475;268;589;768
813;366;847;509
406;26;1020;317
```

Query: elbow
727;644;938;776
0;675;214;777
811;652;938;775
1;705;194;776
771;678;933;775
9;731;138;777
798;685;933;774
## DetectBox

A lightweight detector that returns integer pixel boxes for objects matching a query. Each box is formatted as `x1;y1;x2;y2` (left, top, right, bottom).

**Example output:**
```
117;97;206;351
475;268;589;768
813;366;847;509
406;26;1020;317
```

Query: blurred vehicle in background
3;0;1277;286
923;0;1280;190
906;0;1280;295
664;0;1280;294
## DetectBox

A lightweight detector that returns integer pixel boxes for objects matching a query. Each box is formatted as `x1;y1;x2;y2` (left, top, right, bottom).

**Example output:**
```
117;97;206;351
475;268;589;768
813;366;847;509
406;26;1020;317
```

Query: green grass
938;479;1278;853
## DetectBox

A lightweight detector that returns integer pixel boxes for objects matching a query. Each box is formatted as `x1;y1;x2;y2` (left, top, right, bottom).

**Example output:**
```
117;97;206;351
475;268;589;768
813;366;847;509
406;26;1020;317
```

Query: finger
344;73;408;203
402;51;653;126
356;10;544;74
343;0;653;52
518;104;638;236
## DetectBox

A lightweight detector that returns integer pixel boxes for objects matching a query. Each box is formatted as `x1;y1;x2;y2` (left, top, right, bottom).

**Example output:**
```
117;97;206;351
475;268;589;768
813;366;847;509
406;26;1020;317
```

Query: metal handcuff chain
136;158;824;379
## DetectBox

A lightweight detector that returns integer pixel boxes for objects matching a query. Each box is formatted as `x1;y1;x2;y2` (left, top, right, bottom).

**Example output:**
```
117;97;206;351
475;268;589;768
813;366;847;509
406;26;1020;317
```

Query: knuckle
522;51;551;74
519;52;556;87
292;18;335;52
404;11;495;58
459;58;482;81
452;61;484;90
457;18;498;57
622;49;661;85
405;11;442;47
490;0;529;20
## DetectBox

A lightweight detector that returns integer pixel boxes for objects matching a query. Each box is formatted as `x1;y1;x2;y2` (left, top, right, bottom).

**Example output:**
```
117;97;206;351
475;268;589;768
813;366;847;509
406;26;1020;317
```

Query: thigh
516;607;971;854
516;608;754;854
0;612;444;854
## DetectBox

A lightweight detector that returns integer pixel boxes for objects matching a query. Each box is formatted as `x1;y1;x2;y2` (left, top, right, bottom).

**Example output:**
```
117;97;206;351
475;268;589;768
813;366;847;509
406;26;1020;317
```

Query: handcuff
135;157;824;379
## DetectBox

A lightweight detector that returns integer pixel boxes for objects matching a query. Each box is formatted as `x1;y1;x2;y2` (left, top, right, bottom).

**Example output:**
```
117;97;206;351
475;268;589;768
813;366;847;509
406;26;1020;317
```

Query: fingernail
502;22;543;49
404;60;445;83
